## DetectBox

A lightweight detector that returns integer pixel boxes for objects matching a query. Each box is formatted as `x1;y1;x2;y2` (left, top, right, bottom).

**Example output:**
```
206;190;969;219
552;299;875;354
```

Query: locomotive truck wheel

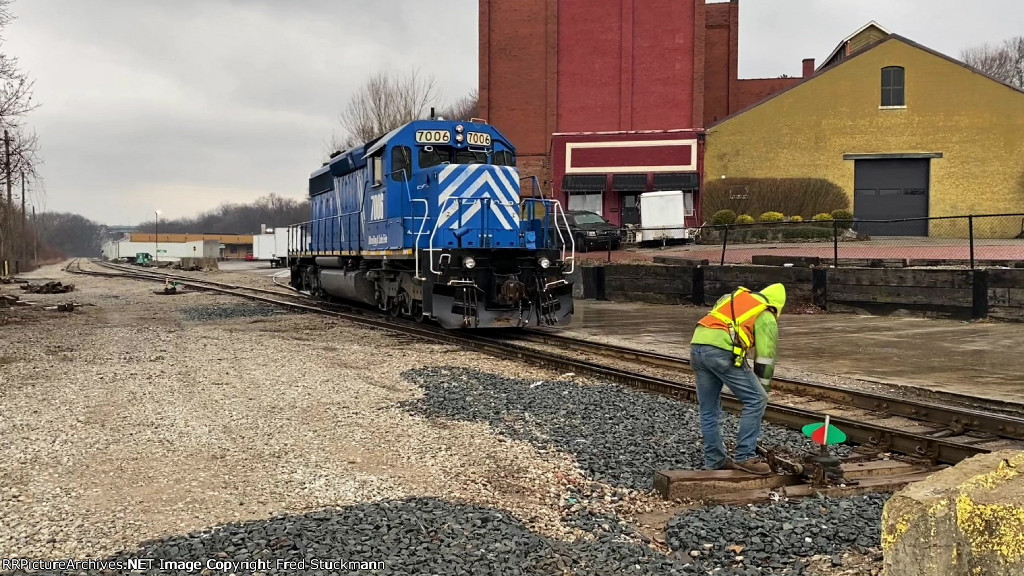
413;301;426;323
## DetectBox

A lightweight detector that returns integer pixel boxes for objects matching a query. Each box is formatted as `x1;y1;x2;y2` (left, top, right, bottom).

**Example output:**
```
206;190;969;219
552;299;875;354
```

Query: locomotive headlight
462;256;476;269
456;124;465;133
538;257;551;269
456;133;465;143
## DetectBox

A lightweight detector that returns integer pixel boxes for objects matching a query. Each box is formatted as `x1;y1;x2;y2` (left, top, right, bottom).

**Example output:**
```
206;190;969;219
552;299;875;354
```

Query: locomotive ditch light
463;256;476;269
538;257;551;269
456;133;465;143
456;124;464;133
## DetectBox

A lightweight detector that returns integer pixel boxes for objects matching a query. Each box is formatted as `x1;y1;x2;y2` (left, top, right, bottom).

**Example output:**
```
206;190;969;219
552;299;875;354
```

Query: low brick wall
987;269;1024;321
826;268;975;318
577;263;1021;321
702;265;814;306
603;264;694;305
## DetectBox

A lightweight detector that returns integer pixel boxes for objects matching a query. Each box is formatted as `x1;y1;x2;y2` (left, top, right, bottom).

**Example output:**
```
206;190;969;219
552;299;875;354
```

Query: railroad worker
689;283;786;476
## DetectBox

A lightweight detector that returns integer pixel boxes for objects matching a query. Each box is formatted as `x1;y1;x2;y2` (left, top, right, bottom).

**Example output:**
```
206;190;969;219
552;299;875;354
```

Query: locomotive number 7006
415;130;451;144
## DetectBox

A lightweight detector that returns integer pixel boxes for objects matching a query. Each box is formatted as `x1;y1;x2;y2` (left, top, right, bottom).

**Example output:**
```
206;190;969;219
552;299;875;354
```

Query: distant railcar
286;119;575;328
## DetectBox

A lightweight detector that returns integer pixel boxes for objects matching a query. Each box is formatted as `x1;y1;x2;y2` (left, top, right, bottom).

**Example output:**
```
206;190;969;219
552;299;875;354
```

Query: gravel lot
0;262;883;574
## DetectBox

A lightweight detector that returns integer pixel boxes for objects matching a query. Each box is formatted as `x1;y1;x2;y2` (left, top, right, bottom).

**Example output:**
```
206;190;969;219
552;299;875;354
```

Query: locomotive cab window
372;151;384;187
391;146;411;181
493;150;515;166
454;149;488;165
419;146;449;169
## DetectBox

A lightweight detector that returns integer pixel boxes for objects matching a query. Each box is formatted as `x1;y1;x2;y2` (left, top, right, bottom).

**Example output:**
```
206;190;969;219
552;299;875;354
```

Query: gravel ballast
0;262;884;575
403;366;850;490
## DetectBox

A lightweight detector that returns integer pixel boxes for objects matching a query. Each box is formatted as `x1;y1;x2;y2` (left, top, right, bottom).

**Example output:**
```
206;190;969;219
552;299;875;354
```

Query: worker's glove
754;357;775;394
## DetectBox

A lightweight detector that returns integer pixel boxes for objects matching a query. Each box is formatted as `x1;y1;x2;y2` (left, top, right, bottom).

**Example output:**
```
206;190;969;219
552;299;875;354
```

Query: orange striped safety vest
697;287;769;359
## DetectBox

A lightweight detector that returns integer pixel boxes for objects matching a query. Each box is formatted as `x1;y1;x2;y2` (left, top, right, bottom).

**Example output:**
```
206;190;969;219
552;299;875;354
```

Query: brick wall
479;0;555;157
732;77;802;112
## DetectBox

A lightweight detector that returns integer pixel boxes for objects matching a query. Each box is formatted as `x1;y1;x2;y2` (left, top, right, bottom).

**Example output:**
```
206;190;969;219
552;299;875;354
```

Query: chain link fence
623;213;1024;268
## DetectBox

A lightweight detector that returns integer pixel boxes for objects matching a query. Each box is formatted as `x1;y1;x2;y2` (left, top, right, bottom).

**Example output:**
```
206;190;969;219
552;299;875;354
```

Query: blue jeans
691;344;768;469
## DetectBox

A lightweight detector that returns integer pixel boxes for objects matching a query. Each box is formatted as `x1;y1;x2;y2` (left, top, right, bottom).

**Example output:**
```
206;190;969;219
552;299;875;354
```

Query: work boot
734;457;771;476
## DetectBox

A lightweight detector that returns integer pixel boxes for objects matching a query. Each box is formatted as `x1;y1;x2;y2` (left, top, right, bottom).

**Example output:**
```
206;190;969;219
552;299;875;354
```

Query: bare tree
338;69;440;149
961;37;1024;89
439;89;479;121
0;0;43;269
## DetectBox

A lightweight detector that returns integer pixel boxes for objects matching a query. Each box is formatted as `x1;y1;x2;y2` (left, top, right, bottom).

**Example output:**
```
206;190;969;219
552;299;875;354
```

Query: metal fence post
968;215;975;270
721;225;729;266
832;219;839;267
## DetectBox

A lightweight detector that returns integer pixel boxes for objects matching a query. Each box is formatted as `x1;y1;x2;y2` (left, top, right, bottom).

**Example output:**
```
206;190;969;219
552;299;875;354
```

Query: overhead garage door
854;159;929;236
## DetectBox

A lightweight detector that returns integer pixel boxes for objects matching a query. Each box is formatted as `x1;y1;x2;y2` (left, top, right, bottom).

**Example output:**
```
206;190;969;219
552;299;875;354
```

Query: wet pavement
558;300;1022;406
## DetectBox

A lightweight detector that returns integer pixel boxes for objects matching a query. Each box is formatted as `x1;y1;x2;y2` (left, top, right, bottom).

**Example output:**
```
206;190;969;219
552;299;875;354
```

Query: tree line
134;193;310;235
0;0;41;272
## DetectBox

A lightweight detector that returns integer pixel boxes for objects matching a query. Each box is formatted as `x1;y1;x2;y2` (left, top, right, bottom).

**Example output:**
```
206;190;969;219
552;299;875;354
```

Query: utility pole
21;171;26;264
2;129;8;269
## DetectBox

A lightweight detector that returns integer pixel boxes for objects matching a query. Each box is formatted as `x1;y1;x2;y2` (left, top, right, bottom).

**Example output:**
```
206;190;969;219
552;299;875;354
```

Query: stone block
882;450;1024;576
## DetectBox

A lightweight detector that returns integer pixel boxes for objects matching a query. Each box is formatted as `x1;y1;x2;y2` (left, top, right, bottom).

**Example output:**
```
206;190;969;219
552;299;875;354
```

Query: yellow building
706;23;1024;237
127;233;254;259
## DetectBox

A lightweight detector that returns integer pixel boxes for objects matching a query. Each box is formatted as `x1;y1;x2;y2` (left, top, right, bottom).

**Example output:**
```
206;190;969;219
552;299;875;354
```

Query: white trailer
272;228;289;267
251;234;276;263
637;190;698;245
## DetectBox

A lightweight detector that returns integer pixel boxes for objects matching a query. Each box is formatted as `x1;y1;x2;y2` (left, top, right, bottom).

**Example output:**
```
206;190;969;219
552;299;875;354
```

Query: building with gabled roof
705;24;1024;237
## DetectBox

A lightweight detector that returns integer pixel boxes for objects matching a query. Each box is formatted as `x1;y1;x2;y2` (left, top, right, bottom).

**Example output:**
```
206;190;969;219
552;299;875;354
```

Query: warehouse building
102;233;254;260
478;0;811;227
705;23;1024;237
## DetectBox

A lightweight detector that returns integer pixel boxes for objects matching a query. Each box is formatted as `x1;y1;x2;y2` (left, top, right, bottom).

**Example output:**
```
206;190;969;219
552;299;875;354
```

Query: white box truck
637;190;698;246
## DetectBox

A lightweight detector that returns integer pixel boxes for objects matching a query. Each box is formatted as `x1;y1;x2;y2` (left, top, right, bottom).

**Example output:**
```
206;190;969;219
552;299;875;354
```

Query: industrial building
101;233;254;260
478;0;811;226
704;23;1024;236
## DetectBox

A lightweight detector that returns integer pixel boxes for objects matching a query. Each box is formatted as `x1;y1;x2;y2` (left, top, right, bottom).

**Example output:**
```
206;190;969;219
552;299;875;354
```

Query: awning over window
563;174;607;192
653;172;699;190
612;174;647;192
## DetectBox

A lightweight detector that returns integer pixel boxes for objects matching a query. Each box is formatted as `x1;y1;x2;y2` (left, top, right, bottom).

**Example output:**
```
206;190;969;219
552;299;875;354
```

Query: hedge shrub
812;213;833;221
831;209;854;223
711;209;737;226
735;214;755;225
759;211;785;223
789;215;804;223
703;177;849;222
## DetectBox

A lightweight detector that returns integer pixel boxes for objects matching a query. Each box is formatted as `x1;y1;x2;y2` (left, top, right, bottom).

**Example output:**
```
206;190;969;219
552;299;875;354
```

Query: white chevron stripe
438;164;484;204
439;164;460;183
490;167;521;224
435;165;523;232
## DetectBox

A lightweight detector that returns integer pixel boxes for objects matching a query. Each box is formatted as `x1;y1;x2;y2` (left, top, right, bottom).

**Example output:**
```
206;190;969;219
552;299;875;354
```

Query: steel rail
512;331;1024;441
65;259;1003;466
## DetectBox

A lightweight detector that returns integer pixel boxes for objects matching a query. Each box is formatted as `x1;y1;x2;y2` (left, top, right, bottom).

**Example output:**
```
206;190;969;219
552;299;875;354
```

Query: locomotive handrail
412;199;429;280
549;199;576;274
383;167;430;279
428;196;465;276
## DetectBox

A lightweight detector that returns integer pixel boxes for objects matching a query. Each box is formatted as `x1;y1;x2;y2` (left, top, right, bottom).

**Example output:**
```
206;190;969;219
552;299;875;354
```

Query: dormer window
881;66;905;107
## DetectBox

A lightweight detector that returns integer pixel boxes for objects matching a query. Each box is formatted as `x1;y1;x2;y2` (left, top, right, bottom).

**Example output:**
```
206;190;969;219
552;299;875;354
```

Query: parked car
563;210;622;252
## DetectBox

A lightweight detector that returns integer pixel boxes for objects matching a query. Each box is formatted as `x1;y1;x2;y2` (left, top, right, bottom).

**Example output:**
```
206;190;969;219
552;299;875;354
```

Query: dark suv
564;210;621;252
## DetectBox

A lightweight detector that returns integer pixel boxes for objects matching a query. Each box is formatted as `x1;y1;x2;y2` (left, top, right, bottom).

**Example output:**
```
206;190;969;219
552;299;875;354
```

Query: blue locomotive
286;118;576;328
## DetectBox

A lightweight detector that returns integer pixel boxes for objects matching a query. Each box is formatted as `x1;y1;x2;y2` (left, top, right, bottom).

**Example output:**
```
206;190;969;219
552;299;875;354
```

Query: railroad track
506;331;1024;461
64;258;1022;488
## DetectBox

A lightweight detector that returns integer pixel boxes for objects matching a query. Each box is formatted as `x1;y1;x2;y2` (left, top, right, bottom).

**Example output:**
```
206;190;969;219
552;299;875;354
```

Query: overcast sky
6;0;1023;225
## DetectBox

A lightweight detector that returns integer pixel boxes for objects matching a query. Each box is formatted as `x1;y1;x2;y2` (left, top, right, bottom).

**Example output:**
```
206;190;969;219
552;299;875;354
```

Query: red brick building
478;0;813;226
